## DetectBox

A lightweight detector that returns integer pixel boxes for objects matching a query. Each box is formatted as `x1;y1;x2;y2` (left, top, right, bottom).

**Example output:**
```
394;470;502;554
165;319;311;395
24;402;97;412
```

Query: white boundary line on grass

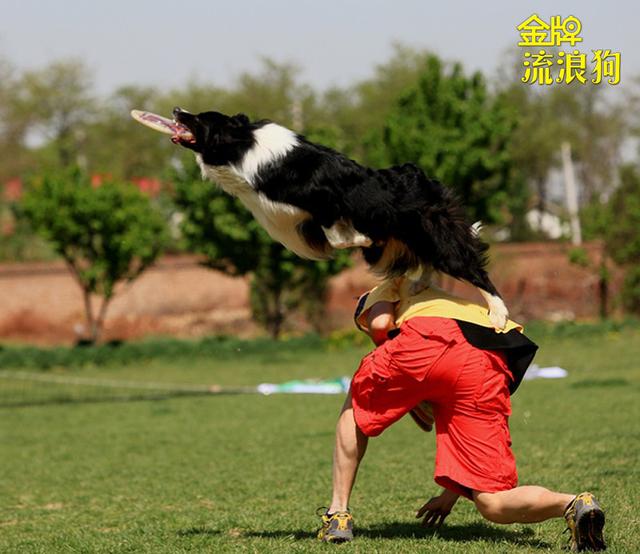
0;370;255;394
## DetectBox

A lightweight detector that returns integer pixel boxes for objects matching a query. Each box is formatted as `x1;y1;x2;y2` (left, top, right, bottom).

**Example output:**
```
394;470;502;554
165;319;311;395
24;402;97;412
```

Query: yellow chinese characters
517;14;583;47
517;14;621;86
521;51;554;85
557;51;587;84
592;49;621;85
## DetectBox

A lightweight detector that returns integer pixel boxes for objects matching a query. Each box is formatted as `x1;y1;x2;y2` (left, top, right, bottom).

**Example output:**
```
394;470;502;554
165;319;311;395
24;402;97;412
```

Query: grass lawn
1;323;639;553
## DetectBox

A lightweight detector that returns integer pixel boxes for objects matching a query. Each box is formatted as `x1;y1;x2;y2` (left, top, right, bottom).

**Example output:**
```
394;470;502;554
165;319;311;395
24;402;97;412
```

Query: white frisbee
130;109;194;140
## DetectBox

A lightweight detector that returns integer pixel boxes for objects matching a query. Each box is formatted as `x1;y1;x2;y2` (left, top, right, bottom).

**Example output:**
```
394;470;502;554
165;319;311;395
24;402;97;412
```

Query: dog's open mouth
171;108;198;145
130;109;196;144
170;121;196;145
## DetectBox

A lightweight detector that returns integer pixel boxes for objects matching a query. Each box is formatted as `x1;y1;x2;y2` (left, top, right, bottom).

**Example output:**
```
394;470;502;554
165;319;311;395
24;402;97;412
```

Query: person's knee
473;491;506;523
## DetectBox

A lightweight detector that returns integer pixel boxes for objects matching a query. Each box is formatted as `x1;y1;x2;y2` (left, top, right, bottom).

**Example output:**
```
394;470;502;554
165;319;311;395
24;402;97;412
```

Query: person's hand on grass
416;488;460;528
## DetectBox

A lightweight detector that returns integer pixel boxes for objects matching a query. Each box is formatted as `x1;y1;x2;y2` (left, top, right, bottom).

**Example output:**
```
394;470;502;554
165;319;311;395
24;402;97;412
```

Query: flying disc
130;109;194;140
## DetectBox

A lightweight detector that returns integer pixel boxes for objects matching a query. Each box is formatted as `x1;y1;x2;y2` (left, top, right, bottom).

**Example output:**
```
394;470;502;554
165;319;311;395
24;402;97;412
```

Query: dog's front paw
323;222;372;249
345;232;373;248
327;235;373;249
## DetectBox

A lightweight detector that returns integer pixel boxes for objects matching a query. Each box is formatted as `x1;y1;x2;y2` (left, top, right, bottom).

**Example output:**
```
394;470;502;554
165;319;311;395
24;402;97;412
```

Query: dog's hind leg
435;261;509;330
407;266;433;296
478;288;509;330
442;260;509;330
322;219;373;249
406;211;509;330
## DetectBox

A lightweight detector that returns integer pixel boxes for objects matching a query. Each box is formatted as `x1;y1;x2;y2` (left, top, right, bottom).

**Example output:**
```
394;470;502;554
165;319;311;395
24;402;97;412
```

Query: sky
1;0;637;96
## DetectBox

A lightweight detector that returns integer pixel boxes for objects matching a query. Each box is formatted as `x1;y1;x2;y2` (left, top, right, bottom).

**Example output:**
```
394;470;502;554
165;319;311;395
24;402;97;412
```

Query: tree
547;85;626;204
230;59;315;128
156;59;320;132
83;85;175;180
605;165;640;313
578;164;640;317
499;84;561;238
321;44;436;162
20;168;169;342
0;56;34;183
172;159;351;338
373;54;518;223
500;48;627;209
15;60;95;169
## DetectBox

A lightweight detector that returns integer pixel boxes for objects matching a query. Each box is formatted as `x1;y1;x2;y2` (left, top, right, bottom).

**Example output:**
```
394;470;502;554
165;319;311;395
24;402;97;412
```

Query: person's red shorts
350;316;517;499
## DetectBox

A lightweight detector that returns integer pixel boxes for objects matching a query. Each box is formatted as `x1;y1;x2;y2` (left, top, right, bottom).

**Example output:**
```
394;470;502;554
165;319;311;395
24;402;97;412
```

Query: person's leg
328;393;369;513
473;487;575;524
474;488;607;551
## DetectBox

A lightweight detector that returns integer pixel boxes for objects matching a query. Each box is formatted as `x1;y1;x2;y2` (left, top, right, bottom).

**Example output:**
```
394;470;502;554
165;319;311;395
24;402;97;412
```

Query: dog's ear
231;113;250;127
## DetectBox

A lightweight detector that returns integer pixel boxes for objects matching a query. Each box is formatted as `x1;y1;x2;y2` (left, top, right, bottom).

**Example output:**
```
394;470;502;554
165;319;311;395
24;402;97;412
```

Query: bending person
317;275;606;552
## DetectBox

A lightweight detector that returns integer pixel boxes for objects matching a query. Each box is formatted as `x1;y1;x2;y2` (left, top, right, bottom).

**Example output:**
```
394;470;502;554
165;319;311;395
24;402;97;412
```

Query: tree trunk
266;287;284;340
92;295;112;343
598;244;609;320
81;287;95;343
80;288;112;344
536;176;547;227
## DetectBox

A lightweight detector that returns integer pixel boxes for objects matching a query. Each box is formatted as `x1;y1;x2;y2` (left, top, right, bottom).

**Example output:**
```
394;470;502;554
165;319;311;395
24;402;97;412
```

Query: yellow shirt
355;277;523;334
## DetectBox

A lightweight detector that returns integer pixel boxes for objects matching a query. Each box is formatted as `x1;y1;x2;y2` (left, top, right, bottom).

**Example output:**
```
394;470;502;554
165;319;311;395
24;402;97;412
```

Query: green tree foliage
228;59;314;128
579;164;640;316
605;166;640;265
15;60;95;168
321;44;435;162
373;54;517;223
0;57;33;183
548;86;626;204
606;165;640;313
501;85;561;238
172;160;350;339
501;65;627;217
156;59;320;131
620;266;640;314
83;85;174;180
20;168;168;342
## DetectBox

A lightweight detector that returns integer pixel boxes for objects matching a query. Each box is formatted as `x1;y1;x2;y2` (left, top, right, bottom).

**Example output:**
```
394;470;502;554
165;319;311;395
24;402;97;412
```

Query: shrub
19;168;169;342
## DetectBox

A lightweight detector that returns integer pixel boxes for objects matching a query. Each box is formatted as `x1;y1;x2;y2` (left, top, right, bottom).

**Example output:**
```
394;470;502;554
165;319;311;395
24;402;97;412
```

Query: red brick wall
0;243;624;344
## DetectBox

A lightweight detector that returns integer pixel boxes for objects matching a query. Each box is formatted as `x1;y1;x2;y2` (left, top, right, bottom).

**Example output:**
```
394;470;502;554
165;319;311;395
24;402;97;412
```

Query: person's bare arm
366;301;397;346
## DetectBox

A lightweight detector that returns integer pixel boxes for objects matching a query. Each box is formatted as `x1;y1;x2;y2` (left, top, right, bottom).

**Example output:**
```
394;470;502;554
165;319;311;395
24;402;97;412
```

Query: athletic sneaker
316;508;354;543
564;492;606;552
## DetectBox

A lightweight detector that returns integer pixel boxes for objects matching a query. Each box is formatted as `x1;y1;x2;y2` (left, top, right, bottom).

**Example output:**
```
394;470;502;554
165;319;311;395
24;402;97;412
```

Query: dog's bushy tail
365;163;509;328
380;164;496;294
415;185;498;296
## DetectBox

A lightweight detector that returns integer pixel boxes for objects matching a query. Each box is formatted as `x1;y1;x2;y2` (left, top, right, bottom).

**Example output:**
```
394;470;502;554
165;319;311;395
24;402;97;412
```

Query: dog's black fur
173;108;502;303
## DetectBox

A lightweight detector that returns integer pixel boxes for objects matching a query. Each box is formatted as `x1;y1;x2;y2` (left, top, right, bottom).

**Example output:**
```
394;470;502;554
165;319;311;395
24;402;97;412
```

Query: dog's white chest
198;159;323;260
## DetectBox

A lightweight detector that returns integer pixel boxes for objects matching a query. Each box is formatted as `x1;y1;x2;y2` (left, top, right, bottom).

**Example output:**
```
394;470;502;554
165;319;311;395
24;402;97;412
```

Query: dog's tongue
161;119;194;142
163;118;193;141
171;127;196;143
165;121;195;142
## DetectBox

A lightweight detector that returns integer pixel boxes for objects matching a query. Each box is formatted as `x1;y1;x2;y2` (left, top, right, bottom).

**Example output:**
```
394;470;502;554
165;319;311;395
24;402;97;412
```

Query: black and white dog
172;108;508;329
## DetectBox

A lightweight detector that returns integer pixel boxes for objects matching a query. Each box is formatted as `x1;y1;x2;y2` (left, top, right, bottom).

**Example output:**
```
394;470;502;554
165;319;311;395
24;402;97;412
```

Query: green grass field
1;322;639;553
